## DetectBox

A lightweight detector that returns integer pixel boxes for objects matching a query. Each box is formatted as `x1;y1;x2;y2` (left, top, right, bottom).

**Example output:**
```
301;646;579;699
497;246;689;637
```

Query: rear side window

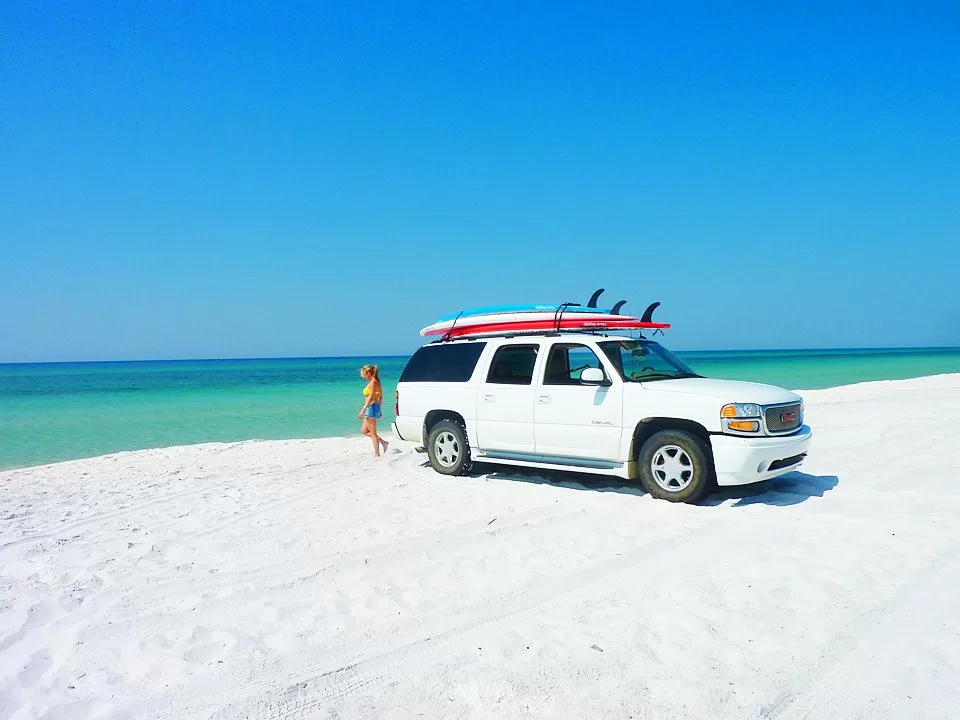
487;345;539;385
400;342;487;383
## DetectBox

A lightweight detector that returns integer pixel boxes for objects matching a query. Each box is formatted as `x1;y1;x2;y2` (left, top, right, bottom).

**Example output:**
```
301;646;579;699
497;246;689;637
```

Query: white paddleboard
420;311;629;336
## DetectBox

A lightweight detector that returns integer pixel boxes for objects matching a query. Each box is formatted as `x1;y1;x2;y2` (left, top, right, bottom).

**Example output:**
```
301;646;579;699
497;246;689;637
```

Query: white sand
2;374;960;719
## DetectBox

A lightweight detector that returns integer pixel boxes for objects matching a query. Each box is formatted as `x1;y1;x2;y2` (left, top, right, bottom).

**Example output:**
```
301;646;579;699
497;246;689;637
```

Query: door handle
538;395;552;404
482;393;495;402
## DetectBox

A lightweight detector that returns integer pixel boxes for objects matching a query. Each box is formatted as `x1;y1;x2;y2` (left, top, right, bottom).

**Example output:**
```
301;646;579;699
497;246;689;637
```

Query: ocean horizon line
2;344;960;367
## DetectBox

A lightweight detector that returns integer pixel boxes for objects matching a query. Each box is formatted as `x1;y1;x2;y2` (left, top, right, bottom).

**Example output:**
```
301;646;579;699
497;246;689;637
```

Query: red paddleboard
432;317;671;339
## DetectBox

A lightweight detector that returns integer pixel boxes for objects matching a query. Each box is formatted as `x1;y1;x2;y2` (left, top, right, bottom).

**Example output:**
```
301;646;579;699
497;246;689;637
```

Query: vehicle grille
764;403;802;434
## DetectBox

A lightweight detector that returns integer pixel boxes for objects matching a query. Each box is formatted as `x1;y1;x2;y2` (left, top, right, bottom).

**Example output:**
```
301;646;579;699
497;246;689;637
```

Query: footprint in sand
184;642;225;663
59;572;105;611
0;601;60;653
181;626;237;664
17;650;54;689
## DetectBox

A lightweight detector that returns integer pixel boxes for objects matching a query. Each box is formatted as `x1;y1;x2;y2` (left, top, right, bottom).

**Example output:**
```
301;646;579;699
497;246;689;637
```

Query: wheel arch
631;417;713;461
423;409;467;445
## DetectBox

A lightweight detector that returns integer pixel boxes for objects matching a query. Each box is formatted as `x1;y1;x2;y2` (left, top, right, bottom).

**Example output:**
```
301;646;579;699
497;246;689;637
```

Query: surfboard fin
587;288;605;308
611;300;627;315
640;301;661;323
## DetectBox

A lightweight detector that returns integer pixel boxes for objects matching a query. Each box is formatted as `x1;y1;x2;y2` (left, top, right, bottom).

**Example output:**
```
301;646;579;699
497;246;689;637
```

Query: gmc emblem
781;412;796;423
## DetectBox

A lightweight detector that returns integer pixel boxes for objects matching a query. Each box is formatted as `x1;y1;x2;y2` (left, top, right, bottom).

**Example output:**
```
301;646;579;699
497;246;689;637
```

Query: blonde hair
360;364;380;382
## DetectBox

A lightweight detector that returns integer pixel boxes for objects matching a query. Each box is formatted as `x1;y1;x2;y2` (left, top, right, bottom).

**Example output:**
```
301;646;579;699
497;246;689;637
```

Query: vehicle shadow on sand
702;472;839;507
472;463;647;498
463;463;838;507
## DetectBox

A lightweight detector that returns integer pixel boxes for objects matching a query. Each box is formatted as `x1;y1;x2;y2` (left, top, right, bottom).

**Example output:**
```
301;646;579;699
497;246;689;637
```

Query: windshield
599;340;700;382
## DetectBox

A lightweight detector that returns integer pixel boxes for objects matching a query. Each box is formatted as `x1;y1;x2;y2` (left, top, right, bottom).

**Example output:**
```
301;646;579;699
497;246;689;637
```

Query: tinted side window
399;342;487;383
486;345;539;385
544;344;606;386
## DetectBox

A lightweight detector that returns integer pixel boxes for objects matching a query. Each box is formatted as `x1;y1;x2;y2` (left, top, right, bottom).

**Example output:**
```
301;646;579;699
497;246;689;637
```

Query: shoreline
3;372;959;474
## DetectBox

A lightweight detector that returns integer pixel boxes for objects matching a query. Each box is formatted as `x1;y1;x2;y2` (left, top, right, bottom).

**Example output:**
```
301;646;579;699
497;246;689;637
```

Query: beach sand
2;374;959;719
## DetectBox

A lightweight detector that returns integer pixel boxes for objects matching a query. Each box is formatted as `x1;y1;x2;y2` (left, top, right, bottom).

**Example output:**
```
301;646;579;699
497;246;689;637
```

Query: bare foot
380;440;389;453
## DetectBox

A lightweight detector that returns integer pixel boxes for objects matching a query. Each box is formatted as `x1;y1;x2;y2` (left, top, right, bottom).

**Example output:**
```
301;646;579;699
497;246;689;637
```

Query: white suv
392;333;812;503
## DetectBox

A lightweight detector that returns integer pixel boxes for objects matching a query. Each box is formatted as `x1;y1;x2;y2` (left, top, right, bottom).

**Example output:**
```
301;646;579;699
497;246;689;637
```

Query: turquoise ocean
2;347;960;471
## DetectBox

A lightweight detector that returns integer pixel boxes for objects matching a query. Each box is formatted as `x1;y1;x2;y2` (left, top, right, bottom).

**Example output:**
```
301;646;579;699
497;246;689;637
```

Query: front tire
638;429;713;503
426;420;472;476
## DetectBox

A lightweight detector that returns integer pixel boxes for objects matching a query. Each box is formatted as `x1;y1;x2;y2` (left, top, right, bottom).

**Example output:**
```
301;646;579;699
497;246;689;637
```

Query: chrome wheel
651;444;694;492
434;431;460;468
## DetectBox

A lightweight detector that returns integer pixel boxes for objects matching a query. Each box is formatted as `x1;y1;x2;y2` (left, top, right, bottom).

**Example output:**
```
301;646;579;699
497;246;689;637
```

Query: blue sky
2;2;958;361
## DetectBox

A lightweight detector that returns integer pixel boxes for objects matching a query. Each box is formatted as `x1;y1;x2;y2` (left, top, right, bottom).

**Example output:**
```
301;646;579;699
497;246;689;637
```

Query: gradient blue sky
2;2;958;361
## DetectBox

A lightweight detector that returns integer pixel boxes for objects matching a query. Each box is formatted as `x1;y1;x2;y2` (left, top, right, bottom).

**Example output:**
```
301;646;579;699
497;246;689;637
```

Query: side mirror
580;367;607;385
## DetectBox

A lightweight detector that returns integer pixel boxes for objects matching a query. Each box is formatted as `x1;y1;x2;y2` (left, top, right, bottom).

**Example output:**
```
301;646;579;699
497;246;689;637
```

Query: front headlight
721;403;762;434
721;403;761;419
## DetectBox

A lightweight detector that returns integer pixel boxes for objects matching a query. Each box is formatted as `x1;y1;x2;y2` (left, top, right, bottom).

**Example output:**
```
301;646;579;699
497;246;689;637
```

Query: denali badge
781;412;796;423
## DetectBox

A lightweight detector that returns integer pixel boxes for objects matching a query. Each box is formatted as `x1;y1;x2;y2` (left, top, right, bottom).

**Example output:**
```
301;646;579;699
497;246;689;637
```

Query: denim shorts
364;402;382;419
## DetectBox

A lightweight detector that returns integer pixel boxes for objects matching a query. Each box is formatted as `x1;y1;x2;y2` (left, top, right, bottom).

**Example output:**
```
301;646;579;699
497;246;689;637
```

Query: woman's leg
362;418;379;455
368;419;387;456
374;419;389;453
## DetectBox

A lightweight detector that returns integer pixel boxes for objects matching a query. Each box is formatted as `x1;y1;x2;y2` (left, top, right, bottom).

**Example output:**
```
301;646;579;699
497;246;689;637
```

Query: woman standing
358;364;389;456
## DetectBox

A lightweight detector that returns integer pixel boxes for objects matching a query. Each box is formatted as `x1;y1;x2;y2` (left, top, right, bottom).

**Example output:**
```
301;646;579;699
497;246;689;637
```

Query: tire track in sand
762;542;960;720
145;504;587;599
0;459;353;551
148;505;717;720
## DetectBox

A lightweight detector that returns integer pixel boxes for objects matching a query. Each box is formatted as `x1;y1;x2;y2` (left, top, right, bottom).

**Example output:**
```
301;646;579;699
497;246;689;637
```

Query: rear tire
638;429;713;504
426;420;472;476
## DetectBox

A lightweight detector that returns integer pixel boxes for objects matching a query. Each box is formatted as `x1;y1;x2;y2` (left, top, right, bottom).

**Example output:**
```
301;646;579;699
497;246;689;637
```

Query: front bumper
710;425;813;487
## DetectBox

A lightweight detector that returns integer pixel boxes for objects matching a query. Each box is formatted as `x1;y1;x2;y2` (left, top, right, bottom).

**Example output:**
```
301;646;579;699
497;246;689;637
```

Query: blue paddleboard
437;304;612;323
